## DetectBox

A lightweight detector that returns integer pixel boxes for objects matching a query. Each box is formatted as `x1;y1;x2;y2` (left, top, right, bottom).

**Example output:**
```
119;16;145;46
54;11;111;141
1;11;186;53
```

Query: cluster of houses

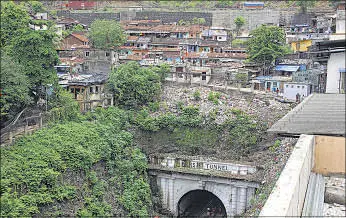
29;2;345;111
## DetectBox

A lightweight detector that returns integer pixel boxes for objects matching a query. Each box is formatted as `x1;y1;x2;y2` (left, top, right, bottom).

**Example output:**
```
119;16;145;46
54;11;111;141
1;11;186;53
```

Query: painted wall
313;136;345;176
283;83;310;100
326;52;346;93
291;39;312;52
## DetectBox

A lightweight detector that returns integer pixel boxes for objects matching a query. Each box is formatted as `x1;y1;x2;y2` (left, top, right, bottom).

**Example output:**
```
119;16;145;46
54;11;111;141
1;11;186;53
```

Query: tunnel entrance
177;190;227;217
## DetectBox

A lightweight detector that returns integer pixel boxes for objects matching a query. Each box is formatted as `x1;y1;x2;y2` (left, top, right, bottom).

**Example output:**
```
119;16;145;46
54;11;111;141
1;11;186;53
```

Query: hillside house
67;73;113;111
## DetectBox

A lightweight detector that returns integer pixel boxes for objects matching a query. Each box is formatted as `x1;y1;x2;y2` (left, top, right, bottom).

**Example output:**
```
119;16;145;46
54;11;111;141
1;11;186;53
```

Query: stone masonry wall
57;11;120;26
134;11;213;26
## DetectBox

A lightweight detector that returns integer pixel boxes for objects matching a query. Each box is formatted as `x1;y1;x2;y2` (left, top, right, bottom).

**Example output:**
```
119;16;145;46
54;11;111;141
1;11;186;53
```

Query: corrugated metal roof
268;94;345;136
275;65;300;72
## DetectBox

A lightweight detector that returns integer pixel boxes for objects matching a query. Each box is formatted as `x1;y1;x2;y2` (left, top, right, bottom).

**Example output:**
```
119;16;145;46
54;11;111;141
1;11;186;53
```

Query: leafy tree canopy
25;1;46;14
107;62;162;109
295;0;316;13
88;19;126;49
8;29;59;93
234;16;246;30
246;25;291;65
0;52;32;121
0;1;30;47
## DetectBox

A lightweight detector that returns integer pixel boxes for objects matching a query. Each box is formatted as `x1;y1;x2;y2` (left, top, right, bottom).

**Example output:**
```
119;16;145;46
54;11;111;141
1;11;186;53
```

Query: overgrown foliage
88;19;126;49
0;52;32;121
1;1;61;121
108;62;162;109
1;107;152;217
0;1;30;47
247;25;291;67
296;0;316;13
234;16;246;35
8;29;59;94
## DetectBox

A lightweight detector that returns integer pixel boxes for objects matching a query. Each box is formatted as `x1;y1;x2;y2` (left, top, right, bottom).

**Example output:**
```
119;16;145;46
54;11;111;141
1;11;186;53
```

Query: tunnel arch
177;189;227;217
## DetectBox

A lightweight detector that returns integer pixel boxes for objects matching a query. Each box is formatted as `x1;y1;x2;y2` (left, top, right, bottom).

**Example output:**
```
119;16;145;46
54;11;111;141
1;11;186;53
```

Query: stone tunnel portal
177;190;227;217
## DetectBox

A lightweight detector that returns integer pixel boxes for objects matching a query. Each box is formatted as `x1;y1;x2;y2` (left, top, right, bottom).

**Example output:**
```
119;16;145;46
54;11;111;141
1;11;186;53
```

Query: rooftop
268;94;345;136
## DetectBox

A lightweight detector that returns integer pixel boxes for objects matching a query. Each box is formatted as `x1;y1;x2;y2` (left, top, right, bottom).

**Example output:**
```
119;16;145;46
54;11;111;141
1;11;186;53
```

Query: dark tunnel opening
177;190;227;217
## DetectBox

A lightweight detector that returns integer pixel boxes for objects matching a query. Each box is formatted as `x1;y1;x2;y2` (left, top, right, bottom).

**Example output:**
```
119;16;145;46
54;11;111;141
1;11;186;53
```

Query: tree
197;18;206;25
150;63;171;83
8;29;59;97
296;0;316;13
232;39;247;48
234;16;246;35
0;1;30;47
88;19;126;49
246;25;291;73
107;62;161;108
26;1;45;14
0;52;32;122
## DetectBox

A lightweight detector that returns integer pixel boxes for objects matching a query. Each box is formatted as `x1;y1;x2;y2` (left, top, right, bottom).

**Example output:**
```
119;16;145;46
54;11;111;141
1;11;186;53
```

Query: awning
275;65;300;72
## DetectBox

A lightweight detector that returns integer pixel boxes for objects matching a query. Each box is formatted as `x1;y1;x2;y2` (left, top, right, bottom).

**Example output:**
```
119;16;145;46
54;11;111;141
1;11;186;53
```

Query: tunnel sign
190;160;256;175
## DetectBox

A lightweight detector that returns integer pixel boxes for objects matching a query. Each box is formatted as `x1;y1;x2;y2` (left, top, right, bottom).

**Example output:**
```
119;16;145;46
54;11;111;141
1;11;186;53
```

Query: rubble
159;85;294;125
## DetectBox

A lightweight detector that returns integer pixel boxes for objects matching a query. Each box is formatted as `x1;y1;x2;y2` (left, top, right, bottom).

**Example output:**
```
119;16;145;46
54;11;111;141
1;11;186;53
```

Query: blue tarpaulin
339;68;346;73
244;2;264;6
275;65;300;72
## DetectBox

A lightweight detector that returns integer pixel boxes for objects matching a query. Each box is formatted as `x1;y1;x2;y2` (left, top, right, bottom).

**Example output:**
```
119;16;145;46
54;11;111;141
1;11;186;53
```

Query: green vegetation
215;0;234;8
88;19;126;49
235;73;248;86
234;16;246;35
247;25;291;68
193;90;201;101
1;107;152;217
0;2;30;48
108;62;162;109
232;39;247;48
296;0;316;13
0;53;32;120
208;91;221;105
25;1;45;14
8;29;59;95
0;1;62;123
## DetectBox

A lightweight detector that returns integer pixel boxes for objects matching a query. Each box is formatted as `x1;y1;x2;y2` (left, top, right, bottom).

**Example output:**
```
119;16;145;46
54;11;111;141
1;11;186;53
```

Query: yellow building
291;39;312;52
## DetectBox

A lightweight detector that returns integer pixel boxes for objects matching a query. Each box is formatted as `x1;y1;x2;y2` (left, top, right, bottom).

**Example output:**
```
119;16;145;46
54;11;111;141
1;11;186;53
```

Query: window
286;85;289;88
291;85;294;88
302;86;305;89
218;37;222;39
273;82;277;87
297;86;300;88
70;88;74;93
95;86;99;93
83;41;88;45
105;52;110;57
85;51;90;57
84;65;89;71
90;86;93;93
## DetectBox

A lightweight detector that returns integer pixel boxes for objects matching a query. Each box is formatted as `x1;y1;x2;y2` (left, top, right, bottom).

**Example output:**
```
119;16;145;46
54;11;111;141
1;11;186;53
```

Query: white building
326;51;346;93
283;82;311;100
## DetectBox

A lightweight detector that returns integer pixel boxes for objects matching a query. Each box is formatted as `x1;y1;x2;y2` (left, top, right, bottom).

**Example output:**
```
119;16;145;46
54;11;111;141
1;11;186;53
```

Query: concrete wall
313;135;346;176
260;134;314;216
211;9;295;31
283;83;310;100
326;52;346;93
134;11;213;26
151;171;259;217
336;10;345;34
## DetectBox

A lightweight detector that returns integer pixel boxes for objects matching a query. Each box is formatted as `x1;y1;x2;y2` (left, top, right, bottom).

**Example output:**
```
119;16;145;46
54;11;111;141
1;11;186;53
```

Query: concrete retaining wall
259;134;314;216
